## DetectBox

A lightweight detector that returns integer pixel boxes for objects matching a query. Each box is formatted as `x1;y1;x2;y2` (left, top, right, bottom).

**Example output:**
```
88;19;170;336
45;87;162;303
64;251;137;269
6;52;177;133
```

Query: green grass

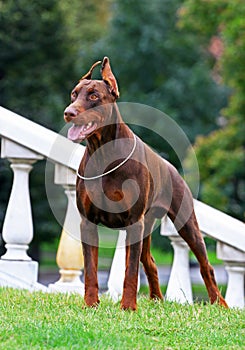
139;284;227;303
1;288;244;350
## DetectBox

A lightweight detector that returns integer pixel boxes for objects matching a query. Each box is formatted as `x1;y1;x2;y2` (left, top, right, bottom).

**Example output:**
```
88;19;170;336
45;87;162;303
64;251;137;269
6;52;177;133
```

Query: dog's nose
64;107;77;119
64;106;78;120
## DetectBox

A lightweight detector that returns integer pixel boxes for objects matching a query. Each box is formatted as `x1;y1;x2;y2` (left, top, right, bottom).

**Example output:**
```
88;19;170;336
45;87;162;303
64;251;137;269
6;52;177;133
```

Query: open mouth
68;122;97;142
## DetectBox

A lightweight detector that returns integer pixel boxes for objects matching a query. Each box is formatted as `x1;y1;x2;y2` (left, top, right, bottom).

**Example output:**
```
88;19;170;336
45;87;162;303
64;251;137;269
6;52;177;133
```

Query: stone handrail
0;106;84;169
0;106;244;308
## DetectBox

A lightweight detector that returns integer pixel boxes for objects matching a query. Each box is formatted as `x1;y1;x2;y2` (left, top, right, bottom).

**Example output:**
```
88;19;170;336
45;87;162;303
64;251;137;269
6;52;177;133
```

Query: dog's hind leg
179;213;227;307
169;206;228;307
140;215;163;300
164;168;228;307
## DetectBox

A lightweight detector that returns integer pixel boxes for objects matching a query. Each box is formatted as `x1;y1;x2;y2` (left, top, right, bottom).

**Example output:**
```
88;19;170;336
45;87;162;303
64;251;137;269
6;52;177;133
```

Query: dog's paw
120;299;137;311
84;294;100;308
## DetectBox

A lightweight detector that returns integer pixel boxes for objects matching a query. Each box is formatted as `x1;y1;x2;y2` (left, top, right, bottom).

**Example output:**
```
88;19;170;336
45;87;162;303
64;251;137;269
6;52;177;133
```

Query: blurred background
0;0;244;270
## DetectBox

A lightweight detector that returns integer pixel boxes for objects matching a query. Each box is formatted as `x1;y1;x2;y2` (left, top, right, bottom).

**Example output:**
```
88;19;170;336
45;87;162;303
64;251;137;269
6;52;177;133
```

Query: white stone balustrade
0;107;85;291
159;201;245;307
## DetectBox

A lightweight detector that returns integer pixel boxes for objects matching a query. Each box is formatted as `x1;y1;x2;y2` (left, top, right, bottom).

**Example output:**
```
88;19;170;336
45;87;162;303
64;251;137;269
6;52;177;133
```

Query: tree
0;0;77;129
181;0;245;220
94;0;228;164
59;0;112;74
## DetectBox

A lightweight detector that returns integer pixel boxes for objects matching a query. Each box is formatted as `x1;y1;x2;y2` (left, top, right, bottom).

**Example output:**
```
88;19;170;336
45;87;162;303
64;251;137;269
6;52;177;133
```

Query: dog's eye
71;91;77;102
89;93;99;101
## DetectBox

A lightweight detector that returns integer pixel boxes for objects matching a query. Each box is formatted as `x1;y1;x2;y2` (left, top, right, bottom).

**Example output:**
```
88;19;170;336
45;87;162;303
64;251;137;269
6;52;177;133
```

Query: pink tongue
68;125;84;141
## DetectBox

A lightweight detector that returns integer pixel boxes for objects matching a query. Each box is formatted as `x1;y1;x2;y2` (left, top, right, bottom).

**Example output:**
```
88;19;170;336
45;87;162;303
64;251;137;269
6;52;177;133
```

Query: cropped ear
101;57;120;99
79;60;102;81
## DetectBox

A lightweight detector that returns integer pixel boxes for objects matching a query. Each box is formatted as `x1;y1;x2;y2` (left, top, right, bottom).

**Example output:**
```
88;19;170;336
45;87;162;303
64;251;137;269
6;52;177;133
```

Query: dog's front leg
121;220;144;311
81;219;99;307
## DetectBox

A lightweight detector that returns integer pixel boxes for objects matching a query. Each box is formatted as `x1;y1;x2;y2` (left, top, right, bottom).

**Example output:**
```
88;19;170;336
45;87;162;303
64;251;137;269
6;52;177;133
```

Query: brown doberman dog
64;57;228;310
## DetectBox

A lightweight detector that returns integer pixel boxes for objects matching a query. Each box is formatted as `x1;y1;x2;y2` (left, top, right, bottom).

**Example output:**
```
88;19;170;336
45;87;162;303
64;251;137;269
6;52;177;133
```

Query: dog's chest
76;171;148;227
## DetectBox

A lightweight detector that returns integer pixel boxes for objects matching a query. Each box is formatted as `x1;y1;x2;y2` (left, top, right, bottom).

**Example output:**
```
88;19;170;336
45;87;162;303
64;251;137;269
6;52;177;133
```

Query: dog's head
64;57;119;143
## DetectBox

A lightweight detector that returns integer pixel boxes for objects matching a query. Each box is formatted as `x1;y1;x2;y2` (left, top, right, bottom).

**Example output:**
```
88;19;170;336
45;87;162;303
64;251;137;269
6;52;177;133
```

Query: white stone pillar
107;230;140;301
217;242;245;308
161;215;193;304
49;164;84;294
107;230;127;301
0;139;43;287
166;236;193;303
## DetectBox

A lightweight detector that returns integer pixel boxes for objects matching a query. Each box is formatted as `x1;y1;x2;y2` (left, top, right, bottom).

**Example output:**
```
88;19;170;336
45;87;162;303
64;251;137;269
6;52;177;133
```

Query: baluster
49;164;84;294
107;230;140;301
107;230;126;301
0;139;43;286
217;242;245;308
161;215;193;304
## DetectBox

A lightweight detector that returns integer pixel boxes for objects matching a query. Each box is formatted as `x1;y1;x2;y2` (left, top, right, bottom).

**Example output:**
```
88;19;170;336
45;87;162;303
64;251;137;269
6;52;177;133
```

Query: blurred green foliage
181;0;245;220
0;0;74;128
93;0;228;158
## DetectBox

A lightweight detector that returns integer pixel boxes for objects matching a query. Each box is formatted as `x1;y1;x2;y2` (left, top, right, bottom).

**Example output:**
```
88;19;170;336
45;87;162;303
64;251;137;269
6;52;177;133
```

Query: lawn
1;288;244;350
